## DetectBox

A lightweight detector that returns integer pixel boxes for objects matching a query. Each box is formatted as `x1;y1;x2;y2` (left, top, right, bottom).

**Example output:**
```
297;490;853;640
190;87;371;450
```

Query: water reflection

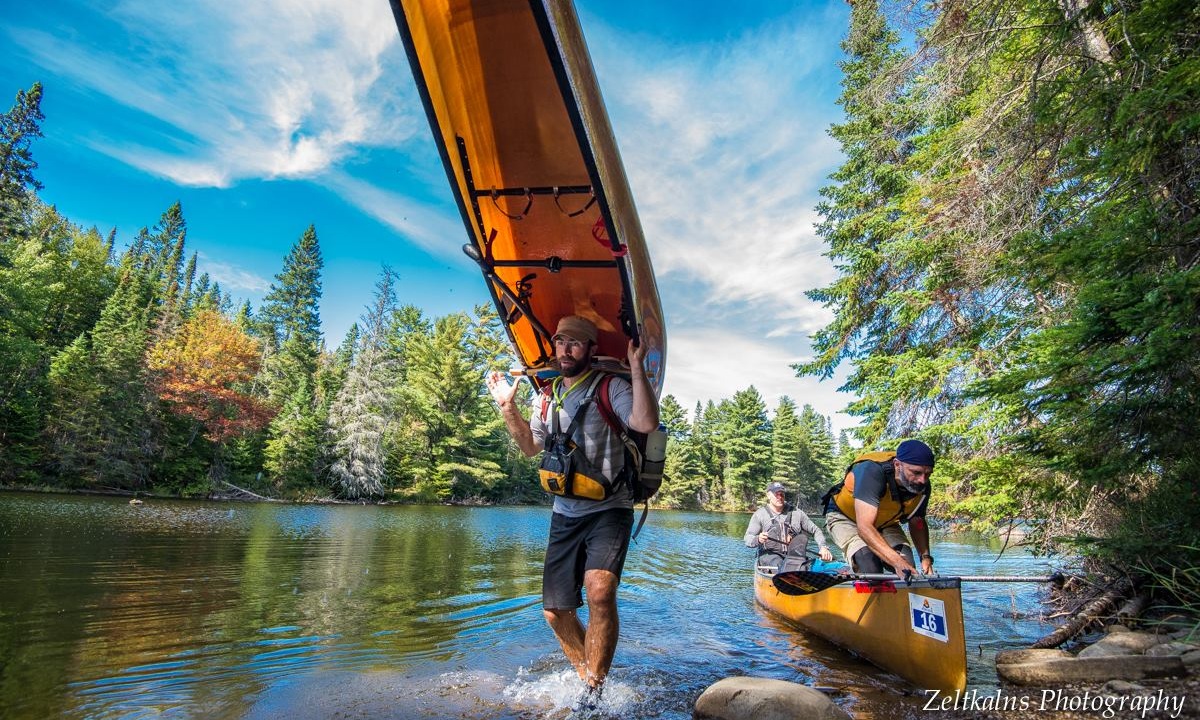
0;493;1056;719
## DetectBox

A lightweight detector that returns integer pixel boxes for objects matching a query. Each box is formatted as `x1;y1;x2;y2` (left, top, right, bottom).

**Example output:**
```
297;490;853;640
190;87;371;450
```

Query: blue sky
2;0;857;432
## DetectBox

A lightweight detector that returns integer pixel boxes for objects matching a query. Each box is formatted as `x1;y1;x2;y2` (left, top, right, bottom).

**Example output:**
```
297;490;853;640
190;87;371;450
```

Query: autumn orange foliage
147;310;274;442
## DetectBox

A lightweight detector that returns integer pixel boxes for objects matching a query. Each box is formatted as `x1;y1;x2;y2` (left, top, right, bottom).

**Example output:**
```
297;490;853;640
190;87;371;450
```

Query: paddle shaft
843;573;1060;583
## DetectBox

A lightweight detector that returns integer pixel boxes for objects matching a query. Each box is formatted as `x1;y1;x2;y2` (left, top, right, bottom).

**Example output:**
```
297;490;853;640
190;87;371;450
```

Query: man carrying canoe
487;315;660;705
745;481;833;572
822;439;936;578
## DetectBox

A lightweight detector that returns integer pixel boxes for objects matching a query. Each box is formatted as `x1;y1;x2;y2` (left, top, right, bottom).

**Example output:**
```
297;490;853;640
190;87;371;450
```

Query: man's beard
896;466;926;493
559;352;590;378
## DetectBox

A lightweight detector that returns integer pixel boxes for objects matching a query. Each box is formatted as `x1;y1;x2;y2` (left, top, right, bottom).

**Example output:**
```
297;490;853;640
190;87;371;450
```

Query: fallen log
1032;577;1133;648
1116;591;1151;624
218;480;278;502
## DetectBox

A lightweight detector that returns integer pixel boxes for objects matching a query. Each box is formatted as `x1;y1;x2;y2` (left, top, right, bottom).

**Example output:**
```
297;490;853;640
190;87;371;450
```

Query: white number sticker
909;593;949;642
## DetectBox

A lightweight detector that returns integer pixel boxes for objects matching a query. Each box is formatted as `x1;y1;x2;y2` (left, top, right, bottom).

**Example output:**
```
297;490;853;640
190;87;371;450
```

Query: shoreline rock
969;623;1200;719
693;677;850;720
998;624;1197;686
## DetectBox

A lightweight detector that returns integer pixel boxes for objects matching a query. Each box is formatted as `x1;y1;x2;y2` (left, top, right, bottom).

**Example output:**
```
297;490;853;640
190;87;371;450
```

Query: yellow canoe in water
755;570;968;693
387;0;665;391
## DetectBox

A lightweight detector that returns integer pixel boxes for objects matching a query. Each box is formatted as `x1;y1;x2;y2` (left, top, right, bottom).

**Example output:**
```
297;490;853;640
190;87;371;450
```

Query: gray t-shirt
529;373;635;517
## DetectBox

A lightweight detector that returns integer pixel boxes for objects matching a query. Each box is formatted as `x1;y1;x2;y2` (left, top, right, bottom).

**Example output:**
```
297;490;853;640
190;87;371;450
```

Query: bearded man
823;439;936;577
486;315;658;707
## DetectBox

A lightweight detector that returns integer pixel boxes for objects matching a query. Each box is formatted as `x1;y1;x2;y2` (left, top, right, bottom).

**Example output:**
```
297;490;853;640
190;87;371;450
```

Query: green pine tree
658;394;703;508
796;404;837;503
262;376;322;493
45;247;155;487
769;396;802;491
399;311;506;501
712;387;771;510
257;226;325;491
0;83;44;240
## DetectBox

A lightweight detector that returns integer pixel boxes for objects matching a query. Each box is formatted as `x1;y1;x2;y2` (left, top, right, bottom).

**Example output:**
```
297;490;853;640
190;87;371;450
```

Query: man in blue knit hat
822;439;936;576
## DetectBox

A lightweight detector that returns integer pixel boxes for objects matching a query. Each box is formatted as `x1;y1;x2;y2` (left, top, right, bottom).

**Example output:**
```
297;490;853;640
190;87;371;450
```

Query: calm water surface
0;492;1057;719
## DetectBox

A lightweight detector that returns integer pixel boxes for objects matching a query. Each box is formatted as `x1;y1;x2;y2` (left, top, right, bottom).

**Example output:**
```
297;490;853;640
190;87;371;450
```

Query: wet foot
572;683;603;715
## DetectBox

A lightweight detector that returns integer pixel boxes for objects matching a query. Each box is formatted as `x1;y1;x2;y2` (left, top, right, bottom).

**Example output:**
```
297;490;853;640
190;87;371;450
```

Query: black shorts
542;508;634;609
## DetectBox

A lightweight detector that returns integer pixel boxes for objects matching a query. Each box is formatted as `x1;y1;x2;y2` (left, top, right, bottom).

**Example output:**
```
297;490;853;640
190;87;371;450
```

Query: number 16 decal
909;593;949;642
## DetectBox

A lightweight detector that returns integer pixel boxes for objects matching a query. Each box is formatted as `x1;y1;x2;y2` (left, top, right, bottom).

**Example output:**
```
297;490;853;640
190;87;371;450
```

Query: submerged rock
994;649;1072;666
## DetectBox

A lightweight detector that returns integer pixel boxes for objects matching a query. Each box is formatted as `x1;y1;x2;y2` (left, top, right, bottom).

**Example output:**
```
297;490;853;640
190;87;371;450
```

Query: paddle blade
772;571;849;596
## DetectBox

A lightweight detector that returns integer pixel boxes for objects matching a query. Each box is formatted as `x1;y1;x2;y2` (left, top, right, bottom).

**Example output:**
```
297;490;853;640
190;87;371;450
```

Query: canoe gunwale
528;0;645;347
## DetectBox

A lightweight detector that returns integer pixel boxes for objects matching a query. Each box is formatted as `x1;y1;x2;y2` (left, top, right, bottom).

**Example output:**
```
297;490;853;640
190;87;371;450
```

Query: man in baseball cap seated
744;481;834;573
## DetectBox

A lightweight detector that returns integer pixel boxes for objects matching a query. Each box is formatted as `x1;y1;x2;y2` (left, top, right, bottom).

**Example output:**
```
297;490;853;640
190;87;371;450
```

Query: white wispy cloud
321;170;469;264
13;0;416;187
196;252;271;294
663;328;856;433
586;8;847;339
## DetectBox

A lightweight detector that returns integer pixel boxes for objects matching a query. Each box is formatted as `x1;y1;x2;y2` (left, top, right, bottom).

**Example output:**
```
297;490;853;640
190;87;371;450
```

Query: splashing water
504;667;640;718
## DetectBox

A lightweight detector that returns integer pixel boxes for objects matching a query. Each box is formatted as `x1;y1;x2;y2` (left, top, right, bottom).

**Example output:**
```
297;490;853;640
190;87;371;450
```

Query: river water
0;492;1058;719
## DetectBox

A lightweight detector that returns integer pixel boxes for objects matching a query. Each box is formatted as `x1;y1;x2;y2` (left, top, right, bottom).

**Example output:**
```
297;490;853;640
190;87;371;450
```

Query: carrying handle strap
591;216;627;257
553;186;597;218
593;375;653;542
490;187;533;220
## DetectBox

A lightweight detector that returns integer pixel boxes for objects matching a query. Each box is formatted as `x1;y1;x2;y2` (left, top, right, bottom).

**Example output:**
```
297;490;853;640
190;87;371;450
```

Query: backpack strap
547;373;605;443
879;460;908;527
592;375;653;541
593;375;622;435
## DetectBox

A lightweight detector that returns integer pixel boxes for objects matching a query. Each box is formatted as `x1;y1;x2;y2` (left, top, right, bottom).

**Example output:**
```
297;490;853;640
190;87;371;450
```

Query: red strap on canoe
592;217;627;257
854;581;897;594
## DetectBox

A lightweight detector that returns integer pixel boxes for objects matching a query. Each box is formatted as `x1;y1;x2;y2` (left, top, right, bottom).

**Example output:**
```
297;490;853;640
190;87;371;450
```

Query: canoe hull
755;572;968;692
389;0;665;391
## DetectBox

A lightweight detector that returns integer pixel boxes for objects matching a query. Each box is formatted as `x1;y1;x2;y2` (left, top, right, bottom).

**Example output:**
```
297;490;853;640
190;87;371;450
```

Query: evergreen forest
802;0;1198;598
2;0;1198;608
0;83;844;513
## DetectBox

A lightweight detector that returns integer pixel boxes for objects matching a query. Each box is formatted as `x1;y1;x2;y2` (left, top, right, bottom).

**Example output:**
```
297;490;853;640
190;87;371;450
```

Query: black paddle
772;570;1063;596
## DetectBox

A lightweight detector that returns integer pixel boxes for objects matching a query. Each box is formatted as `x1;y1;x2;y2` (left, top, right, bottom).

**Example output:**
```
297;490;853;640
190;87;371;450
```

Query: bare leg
581;568;620;688
543;568;621;688
543;607;588;682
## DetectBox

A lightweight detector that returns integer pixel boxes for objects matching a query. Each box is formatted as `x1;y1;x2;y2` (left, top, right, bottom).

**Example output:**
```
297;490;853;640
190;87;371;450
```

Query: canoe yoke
455;134;641;370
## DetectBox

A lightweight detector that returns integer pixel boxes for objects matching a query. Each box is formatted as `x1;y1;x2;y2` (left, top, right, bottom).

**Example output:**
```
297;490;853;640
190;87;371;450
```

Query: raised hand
627;338;646;374
486;371;520;408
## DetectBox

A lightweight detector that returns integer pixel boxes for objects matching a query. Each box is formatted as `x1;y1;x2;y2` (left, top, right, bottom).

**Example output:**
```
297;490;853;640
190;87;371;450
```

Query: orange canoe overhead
388;0;665;392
